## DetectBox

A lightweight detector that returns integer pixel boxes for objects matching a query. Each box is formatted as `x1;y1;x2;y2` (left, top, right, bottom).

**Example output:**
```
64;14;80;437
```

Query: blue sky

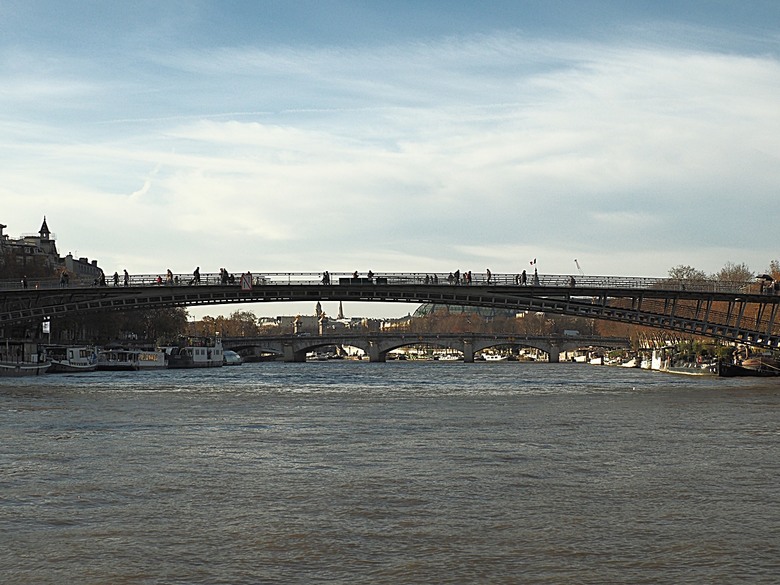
2;1;779;319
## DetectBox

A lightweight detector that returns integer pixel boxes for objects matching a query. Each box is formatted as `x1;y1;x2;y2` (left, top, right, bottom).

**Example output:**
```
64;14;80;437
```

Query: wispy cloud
2;22;779;316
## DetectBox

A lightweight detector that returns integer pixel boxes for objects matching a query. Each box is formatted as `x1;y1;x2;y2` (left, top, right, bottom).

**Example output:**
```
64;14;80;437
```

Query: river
1;362;778;584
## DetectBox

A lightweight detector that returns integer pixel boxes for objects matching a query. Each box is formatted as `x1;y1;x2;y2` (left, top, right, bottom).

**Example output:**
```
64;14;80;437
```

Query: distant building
1;217;59;274
0;217;103;281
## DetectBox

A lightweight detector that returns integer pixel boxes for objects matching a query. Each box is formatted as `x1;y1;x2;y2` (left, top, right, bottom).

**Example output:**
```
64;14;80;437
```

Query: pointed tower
33;216;58;258
39;216;51;241
337;301;345;320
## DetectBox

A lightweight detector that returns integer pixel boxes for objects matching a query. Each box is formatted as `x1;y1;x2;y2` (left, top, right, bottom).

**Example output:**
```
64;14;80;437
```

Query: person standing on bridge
521;270;527;285
486;268;492;285
191;267;200;285
123;270;129;287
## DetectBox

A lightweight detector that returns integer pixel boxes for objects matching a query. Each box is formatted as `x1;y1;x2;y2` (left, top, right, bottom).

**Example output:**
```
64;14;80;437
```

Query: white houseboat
44;346;99;374
164;337;224;369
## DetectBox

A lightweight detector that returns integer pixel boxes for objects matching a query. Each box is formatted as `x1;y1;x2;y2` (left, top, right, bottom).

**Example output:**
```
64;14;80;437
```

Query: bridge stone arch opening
222;334;631;363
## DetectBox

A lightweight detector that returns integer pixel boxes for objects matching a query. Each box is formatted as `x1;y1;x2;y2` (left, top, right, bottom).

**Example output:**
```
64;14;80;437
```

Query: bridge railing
0;271;768;295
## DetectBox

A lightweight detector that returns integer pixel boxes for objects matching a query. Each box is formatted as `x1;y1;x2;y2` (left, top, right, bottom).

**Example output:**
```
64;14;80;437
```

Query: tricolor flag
530;258;536;265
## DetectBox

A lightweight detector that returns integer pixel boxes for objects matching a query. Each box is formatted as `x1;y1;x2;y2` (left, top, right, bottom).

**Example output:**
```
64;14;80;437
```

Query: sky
2;0;779;320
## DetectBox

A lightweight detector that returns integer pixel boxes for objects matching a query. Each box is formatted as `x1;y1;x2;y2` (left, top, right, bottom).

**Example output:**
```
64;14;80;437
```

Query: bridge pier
368;341;386;362
282;343;305;363
462;340;474;363
548;344;560;363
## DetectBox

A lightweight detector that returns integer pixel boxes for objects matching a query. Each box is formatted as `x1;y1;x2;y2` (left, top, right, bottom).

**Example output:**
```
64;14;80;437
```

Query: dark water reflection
1;362;778;584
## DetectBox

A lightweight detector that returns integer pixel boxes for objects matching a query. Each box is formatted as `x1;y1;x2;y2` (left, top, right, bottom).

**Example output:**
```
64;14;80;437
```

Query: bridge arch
222;333;631;363
2;271;778;349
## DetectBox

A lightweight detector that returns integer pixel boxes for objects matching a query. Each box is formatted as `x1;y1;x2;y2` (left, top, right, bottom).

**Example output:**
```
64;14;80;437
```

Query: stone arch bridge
223;333;630;363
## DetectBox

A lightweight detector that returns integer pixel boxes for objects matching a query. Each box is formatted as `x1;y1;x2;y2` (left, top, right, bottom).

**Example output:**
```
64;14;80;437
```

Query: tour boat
165;337;224;368
483;354;508;362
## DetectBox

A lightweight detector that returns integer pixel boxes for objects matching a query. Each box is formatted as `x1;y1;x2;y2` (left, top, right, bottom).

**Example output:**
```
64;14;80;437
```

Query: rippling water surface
1;362;779;584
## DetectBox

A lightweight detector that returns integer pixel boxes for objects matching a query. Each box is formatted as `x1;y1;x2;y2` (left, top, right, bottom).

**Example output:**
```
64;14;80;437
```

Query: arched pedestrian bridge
1;271;778;348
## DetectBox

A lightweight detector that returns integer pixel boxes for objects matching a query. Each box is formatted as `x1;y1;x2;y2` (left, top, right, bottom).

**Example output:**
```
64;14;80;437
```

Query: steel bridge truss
1;277;778;349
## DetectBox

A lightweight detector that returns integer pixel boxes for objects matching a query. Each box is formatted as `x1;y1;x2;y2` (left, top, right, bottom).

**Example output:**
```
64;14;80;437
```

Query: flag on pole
530;258;536;265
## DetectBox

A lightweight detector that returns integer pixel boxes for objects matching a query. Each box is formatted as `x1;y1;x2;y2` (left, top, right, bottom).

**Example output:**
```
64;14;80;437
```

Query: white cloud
2;28;779;321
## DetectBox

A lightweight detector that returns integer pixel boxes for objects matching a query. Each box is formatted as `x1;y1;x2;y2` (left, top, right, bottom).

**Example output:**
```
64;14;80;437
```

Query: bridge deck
2;270;773;294
1;272;778;348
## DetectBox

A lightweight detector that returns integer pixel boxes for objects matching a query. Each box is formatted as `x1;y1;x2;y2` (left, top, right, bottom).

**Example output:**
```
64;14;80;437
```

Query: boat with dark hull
719;348;780;377
0;360;51;376
719;357;780;377
0;340;50;376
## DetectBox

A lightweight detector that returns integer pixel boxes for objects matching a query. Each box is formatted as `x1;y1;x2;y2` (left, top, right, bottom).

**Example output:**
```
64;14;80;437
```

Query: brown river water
1;361;778;584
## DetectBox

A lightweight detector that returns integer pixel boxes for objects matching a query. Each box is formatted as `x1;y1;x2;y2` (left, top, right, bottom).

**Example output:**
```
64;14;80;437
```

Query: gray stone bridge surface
222;333;630;363
1;271;778;348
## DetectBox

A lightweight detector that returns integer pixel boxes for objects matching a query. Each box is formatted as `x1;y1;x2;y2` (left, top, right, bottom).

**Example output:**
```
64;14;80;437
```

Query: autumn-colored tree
715;261;753;283
668;265;710;282
515;312;553;336
767;259;780;280
189;315;219;337
224;310;260;337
